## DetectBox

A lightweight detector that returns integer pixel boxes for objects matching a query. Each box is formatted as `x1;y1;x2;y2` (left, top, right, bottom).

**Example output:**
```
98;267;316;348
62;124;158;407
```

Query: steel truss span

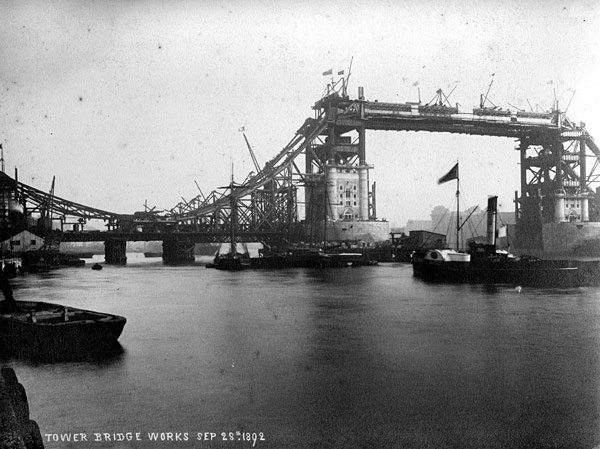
1;83;598;245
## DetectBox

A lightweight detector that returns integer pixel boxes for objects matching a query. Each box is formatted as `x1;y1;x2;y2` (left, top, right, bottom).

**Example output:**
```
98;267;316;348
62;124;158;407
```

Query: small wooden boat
0;301;126;356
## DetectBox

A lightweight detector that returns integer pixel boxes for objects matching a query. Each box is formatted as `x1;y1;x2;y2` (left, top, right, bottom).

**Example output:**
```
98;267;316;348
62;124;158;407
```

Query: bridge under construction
1;76;599;263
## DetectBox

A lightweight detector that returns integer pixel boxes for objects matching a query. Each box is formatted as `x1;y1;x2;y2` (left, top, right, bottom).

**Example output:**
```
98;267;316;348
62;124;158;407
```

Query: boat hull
412;257;600;288
251;253;332;269
0;301;126;356
250;248;377;269
212;255;251;270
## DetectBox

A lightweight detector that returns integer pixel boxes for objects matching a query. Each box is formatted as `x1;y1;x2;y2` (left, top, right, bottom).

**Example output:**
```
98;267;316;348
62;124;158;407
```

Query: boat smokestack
486;196;498;247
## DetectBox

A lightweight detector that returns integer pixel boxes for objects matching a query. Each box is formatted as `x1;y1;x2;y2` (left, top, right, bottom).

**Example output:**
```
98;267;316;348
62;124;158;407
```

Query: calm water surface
2;254;600;449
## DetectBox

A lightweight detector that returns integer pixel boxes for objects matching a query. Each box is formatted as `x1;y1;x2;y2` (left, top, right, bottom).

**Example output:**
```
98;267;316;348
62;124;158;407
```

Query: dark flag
438;162;459;184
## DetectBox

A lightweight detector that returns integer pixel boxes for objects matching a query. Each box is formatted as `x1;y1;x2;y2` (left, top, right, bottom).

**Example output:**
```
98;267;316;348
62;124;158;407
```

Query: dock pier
104;239;127;265
162;238;195;265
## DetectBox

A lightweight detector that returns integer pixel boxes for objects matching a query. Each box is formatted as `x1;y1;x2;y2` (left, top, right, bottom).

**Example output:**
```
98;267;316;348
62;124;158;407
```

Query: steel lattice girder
522;136;598;197
168;113;329;230
0;171;120;222
175;164;299;233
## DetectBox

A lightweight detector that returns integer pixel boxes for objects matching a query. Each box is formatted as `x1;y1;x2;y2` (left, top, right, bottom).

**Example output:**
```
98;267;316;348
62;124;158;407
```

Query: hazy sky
1;0;599;227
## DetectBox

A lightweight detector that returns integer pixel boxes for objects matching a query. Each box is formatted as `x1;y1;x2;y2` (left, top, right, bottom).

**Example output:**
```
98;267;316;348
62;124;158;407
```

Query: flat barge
0;301;126;356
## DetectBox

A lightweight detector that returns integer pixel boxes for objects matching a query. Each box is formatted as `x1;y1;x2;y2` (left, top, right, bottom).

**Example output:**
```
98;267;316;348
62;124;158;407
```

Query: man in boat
0;274;16;310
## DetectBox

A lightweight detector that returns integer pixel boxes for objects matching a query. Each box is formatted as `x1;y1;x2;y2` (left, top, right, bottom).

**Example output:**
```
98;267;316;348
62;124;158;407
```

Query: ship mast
456;176;460;251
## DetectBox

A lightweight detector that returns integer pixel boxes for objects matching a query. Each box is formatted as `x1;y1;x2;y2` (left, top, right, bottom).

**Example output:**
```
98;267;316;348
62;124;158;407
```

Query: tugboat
411;162;475;281
411;163;600;287
412;195;600;287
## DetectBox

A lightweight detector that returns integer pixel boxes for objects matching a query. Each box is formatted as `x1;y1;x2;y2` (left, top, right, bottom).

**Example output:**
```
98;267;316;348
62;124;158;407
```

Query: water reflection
0;342;126;366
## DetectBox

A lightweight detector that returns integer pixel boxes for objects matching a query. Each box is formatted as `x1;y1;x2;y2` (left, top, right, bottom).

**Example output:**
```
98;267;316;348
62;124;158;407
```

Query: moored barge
0;301;126;356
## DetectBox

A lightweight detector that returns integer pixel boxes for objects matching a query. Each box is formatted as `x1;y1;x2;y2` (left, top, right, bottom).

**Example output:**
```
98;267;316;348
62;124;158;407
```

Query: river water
2;254;600;449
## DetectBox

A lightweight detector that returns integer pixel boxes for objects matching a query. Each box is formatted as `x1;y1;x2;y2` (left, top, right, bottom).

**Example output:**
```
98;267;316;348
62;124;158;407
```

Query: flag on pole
438;162;459;184
322;69;333;76
238;126;245;132
337;70;345;75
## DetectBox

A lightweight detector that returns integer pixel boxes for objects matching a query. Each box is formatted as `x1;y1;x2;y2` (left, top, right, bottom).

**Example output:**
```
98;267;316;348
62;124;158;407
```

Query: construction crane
40;176;58;252
242;133;261;173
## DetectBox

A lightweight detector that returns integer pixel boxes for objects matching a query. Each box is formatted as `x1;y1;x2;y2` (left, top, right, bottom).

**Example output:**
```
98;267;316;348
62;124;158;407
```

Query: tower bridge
2;78;599;263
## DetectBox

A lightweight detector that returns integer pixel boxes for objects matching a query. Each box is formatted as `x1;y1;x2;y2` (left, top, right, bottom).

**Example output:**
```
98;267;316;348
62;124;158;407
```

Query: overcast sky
1;0;598;227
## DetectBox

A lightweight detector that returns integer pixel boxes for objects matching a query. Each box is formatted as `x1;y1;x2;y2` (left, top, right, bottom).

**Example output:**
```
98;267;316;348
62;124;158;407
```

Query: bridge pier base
162;239;195;265
105;239;127;265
